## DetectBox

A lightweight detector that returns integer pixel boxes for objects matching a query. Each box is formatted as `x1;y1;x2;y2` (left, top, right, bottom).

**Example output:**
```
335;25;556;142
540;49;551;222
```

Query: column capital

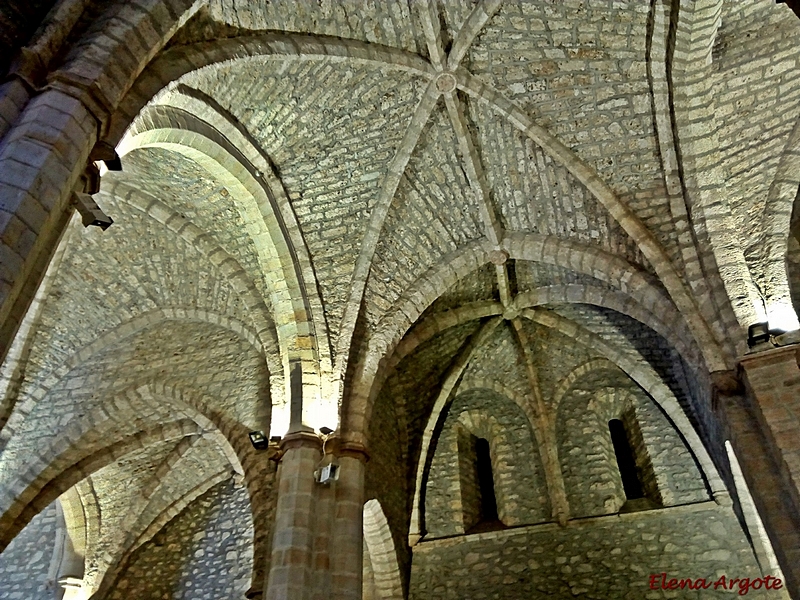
338;441;369;463
321;437;370;462
739;343;800;370
46;72;114;135
279;430;322;452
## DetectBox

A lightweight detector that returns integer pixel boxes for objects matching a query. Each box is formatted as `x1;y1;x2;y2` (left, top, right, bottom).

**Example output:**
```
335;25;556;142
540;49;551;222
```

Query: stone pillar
265;431;322;600
265;436;367;600
0;88;96;366
732;346;800;594
330;443;367;600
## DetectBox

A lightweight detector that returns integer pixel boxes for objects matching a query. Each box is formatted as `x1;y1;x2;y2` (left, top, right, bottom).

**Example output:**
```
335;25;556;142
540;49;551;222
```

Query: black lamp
747;322;770;347
249;430;269;450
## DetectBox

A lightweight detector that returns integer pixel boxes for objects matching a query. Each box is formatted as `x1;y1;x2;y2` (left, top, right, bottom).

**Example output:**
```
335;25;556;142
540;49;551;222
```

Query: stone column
265;435;368;600
0;86;95;367
330;443;367;600
731;346;800;594
265;431;322;600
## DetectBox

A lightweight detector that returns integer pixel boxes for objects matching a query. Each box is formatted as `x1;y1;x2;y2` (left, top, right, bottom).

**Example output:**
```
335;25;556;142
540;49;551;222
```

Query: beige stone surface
0;1;799;598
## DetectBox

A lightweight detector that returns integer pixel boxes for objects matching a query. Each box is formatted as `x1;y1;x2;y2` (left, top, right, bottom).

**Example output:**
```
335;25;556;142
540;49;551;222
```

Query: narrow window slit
608;419;644;500
475;438;499;522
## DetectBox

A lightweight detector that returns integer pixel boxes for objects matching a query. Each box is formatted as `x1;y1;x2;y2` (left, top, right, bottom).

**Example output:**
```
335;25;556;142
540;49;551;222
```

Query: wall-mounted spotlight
72;192;113;230
249;430;269;450
314;426;339;484
747;322;770;348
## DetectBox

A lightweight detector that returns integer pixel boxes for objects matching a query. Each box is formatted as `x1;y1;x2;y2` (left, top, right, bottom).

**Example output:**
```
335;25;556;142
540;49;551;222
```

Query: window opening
475;437;499;522
608;419;644;500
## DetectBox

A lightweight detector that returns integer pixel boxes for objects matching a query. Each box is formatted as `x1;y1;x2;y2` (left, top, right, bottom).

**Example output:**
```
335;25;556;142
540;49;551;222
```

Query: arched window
458;431;503;533
475;438;499;522
608;418;644;500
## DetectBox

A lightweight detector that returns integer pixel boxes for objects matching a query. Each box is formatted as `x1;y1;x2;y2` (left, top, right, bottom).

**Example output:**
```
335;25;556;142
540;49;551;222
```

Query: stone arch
107;33;435;147
142;86;332;377
763;116;800;328
664;0;764;335
101;177;281;357
410;372;546;541
362;499;404;600
119;105;327;430
503;232;730;369
556;386;634;516
453;70;734;362
591;389;664;507
422;405;506;536
646;0;743;347
422;389;548;538
344;233;722;447
525;308;726;499
0;0;205;365
551;359;620;414
96;470;237;599
0;379;273;598
0;213;81;450
129;383;274;598
0;419;201;553
514;284;702;367
122;98;322;355
408;319;503;541
0;308;271;449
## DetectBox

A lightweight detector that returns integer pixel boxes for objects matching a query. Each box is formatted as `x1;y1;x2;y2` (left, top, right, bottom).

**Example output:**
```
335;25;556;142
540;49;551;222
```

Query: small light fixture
72;192;113;230
314;462;340;484
249;430;269;450
314;426;339;484
747;322;770;347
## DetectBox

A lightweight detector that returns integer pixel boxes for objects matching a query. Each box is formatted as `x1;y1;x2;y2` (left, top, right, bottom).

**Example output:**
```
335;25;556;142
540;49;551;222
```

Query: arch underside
2;1;798;598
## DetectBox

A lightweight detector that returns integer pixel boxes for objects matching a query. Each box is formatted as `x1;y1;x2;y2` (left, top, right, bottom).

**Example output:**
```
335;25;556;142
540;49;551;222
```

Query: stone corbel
710;369;744;412
5;47;47;91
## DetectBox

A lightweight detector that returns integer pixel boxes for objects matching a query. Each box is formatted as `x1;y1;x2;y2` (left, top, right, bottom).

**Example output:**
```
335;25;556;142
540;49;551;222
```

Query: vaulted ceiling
1;0;799;594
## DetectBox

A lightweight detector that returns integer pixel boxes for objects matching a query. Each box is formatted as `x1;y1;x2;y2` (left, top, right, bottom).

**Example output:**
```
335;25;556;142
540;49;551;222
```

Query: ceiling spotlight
249;430;269;450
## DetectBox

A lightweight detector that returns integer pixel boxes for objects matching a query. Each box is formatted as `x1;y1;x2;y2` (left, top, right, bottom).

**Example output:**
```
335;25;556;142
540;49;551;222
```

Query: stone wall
0;499;58;599
410;503;781;600
425;388;549;537
557;381;708;518
365;320;484;578
108;479;253;600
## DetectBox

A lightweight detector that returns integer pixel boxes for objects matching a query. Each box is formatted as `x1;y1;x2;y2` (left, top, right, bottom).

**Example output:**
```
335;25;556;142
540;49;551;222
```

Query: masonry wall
108;479;253;600
425;388;549;537
0;500;58;599
410;503;779;600
557;384;708;518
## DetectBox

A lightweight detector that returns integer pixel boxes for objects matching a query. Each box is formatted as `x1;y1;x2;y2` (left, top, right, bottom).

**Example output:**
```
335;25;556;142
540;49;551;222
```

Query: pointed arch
363;499;404;600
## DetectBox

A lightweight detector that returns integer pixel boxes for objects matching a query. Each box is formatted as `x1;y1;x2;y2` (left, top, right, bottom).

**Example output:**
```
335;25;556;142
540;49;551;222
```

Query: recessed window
458;431;505;533
608;418;644;500
475;437;499;522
